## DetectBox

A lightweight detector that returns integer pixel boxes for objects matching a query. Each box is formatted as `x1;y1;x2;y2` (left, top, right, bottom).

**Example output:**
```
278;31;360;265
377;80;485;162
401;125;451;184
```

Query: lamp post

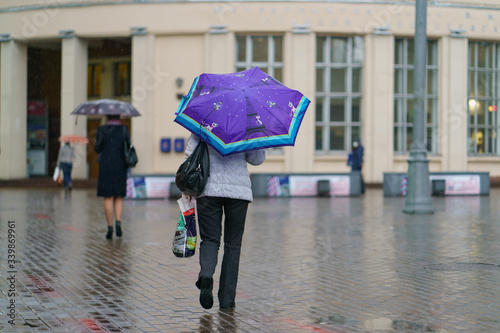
403;0;434;214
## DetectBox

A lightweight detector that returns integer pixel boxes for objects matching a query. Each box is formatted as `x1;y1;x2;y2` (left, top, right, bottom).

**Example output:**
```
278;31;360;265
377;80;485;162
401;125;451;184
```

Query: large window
315;36;363;153
114;61;131;97
236;35;283;154
394;38;438;154
235;35;283;82
87;63;101;97
468;41;500;155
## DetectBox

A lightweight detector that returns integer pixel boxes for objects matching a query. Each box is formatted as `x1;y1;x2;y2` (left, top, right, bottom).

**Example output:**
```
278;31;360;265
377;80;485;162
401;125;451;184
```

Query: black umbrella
70;99;141;117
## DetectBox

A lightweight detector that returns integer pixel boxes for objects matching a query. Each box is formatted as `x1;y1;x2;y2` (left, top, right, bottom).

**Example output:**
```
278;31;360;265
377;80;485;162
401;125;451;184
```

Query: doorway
87;118;131;179
27;44;62;177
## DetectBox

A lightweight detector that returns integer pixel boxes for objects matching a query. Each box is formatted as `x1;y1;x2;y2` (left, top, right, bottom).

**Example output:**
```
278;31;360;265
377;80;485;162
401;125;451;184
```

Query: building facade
1;0;500;183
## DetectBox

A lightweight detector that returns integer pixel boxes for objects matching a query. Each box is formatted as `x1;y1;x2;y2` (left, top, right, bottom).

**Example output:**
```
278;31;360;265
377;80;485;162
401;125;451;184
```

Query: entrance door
87;119;101;178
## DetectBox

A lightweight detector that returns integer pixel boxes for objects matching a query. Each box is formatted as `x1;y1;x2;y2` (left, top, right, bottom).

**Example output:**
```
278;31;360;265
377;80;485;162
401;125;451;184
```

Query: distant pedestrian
57;142;75;191
183;134;266;310
349;138;365;194
95;115;130;240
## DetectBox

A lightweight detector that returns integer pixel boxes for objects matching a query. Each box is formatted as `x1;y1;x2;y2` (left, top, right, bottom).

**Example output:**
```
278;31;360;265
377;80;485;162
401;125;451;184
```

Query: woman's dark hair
106;114;121;121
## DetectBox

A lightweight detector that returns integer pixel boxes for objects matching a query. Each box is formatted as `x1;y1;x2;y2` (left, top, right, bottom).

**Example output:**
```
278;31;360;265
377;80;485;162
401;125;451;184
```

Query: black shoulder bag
122;126;138;168
175;140;210;197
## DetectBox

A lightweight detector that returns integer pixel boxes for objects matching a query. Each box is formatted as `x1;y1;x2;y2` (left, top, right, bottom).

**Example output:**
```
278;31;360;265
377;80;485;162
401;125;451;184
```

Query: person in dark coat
95;115;129;239
350;138;365;194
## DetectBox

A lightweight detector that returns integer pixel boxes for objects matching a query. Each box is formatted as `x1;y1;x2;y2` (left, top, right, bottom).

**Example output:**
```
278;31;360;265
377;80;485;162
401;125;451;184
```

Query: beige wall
364;32;395;183
1;0;499;9
60;37;88;178
154;34;205;174
1;1;500;181
0;2;498;40
130;33;155;175
0;41;27;179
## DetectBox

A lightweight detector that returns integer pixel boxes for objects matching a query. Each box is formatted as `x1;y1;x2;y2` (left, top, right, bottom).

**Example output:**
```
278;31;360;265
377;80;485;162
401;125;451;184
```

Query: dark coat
95;124;129;197
351;144;364;171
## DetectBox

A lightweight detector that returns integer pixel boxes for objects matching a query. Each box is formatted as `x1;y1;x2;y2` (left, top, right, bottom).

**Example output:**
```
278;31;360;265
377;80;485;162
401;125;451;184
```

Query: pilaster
60;35;88;178
364;31;395;183
0;38;28;179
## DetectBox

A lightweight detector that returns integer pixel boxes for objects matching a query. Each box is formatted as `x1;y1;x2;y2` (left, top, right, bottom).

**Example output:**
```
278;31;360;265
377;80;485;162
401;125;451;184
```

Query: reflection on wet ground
0;188;500;332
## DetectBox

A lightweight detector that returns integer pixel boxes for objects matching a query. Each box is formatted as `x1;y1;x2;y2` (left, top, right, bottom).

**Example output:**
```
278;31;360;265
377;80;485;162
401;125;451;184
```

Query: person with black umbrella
95;115;130;239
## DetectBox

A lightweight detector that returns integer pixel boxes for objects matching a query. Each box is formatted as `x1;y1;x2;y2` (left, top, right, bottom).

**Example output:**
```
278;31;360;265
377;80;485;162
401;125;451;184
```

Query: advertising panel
267;175;350;197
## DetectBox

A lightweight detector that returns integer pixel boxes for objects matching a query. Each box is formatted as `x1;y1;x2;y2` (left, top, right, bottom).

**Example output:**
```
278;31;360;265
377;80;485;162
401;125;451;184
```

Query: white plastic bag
53;166;61;182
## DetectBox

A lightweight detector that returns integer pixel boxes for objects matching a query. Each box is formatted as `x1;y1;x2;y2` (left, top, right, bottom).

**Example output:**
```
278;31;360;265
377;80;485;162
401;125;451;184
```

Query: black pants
196;196;249;308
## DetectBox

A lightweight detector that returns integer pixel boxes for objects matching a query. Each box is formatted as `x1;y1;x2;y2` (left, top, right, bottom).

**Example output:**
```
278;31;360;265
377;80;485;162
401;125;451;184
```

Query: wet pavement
1;187;500;332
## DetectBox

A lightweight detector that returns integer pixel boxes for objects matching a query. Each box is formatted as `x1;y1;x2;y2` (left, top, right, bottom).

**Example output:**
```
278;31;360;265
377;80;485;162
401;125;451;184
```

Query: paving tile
1;188;500;332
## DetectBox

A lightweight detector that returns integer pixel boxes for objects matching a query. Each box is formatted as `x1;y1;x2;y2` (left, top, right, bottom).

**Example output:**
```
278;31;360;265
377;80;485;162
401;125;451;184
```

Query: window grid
235;35;284;154
114;61;131;97
315;36;363;153
87;63;101;97
468;41;500;155
235;35;283;82
394;38;438;154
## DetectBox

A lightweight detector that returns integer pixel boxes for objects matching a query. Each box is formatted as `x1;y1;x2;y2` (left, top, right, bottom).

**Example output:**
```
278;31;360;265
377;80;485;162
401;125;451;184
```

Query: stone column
441;32;468;171
363;29;394;183
60;34;88;178
284;26;315;173
0;37;28;179
206;25;234;73
131;28;155;174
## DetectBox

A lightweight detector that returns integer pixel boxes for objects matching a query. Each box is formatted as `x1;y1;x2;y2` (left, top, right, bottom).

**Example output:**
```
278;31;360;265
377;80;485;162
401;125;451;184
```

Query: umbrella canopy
70;99;141;117
58;135;89;144
174;67;310;156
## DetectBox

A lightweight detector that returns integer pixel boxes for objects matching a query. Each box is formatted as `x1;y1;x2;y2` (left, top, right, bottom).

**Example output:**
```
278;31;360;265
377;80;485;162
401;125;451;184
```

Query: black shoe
198;276;213;309
115;221;122;237
106;226;113;240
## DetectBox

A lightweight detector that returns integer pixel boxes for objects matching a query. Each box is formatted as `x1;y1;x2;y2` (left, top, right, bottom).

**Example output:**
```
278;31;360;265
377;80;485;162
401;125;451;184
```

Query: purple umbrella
174;67;310;156
70;99;141;117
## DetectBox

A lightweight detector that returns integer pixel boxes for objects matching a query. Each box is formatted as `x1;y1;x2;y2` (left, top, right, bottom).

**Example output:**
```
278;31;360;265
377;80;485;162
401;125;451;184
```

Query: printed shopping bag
172;194;198;258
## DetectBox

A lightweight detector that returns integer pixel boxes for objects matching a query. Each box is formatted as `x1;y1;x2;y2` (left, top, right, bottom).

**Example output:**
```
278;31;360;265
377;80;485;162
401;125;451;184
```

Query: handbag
175;140;210;197
172;194;198;258
122;126;138;168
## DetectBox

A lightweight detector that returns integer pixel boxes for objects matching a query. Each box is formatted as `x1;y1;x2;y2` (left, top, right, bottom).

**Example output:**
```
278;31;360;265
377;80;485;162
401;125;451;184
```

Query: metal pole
403;0;434;214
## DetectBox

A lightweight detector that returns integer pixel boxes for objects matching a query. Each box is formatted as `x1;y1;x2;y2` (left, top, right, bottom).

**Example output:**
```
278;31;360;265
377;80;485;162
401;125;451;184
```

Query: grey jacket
185;134;266;202
57;144;75;165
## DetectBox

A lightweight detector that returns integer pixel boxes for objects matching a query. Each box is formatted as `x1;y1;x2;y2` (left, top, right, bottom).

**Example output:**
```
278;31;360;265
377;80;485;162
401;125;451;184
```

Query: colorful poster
267;175;350;197
132;177;147;199
127;176;176;199
401;175;408;196
267;176;290;197
400;175;481;196
429;175;480;195
289;175;350;196
145;177;175;198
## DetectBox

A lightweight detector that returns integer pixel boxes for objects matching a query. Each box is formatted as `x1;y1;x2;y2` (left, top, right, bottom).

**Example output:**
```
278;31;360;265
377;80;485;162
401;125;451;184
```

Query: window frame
467;41;500;155
235;34;284;155
235;34;284;81
315;35;364;154
113;61;131;97
393;38;438;154
87;63;102;97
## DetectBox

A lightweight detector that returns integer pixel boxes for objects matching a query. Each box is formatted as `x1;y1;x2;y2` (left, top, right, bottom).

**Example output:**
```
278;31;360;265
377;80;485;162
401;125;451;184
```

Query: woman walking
95;115;130;239
57;142;75;191
183;134;266;310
